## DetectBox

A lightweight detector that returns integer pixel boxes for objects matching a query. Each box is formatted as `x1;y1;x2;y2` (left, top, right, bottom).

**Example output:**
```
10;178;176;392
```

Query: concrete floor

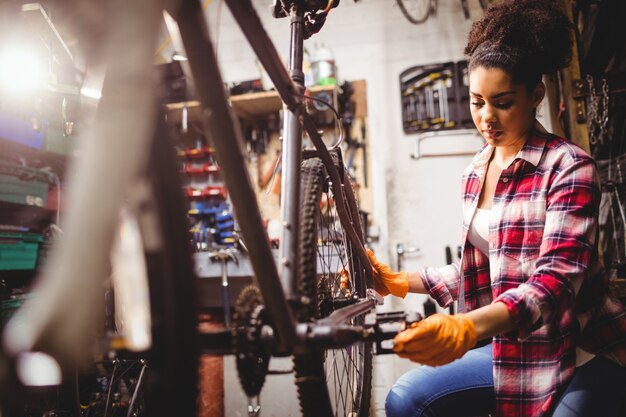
224;354;417;417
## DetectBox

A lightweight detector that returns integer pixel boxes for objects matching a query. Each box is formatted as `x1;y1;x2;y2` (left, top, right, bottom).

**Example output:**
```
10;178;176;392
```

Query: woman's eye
471;102;484;107
496;102;512;109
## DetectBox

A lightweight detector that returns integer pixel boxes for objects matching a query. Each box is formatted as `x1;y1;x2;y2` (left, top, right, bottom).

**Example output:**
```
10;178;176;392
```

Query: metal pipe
279;9;305;299
176;0;296;351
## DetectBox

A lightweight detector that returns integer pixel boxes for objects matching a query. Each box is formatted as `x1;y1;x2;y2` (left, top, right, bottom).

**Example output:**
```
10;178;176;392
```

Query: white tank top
468;208;490;255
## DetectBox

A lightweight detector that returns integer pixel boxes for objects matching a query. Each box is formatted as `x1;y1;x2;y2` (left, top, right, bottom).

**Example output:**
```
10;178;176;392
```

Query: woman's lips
483;130;503;140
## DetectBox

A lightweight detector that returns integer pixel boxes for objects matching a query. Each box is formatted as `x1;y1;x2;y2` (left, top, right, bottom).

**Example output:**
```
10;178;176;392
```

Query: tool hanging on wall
400;61;471;134
260;150;282;196
586;75;611;145
209;249;239;328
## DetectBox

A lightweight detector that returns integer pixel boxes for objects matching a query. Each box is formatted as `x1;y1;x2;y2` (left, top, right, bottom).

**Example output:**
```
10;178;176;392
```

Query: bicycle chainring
233;285;271;398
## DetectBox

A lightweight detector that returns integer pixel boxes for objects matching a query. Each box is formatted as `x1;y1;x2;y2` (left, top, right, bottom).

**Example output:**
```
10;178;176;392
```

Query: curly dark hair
465;0;573;90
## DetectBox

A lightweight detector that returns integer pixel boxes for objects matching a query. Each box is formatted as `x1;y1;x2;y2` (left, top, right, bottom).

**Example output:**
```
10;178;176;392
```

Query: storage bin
0;232;44;270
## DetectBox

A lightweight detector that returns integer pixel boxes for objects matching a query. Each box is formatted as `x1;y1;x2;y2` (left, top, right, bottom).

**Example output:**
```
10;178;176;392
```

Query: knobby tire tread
294;158;372;417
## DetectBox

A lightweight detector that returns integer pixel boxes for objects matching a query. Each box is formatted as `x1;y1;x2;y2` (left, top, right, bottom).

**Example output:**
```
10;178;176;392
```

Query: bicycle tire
294;157;372;417
126;114;199;417
396;0;433;24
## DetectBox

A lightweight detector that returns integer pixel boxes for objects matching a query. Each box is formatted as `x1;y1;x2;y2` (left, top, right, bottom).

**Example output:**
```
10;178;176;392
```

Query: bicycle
395;0;499;25
0;1;419;416
396;0;438;24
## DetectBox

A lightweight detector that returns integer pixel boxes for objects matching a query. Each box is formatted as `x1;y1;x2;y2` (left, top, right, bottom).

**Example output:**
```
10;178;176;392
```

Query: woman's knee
385;368;435;417
385;382;421;417
385;345;494;417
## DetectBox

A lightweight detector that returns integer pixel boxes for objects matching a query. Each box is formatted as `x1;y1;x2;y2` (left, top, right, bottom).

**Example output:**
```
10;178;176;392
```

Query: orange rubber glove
366;249;409;298
393;313;477;366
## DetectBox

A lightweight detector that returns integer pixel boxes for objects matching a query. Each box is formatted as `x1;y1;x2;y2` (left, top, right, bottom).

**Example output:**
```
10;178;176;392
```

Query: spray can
311;44;337;86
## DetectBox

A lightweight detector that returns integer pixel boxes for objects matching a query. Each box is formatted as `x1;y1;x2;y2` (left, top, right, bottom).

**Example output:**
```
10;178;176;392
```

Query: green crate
0;233;44;270
0;163;53;207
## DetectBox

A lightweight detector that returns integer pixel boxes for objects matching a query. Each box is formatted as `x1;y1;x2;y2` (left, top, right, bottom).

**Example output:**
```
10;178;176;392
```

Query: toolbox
0;232;44;270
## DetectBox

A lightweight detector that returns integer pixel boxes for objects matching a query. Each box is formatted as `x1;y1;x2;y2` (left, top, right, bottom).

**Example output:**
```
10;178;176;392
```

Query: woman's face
469;66;544;148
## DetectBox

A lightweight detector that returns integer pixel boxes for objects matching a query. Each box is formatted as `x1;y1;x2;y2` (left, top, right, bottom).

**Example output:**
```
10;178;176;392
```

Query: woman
373;1;626;416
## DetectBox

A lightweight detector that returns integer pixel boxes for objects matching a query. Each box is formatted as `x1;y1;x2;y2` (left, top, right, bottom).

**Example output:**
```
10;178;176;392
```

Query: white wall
196;1;487;415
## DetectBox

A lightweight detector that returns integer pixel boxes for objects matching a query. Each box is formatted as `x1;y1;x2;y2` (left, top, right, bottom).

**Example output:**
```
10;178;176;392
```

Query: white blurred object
16;352;62;386
111;209;152;351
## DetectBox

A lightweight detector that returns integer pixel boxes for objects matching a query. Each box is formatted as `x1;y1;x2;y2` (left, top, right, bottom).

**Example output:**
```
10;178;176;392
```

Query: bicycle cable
296;93;345;150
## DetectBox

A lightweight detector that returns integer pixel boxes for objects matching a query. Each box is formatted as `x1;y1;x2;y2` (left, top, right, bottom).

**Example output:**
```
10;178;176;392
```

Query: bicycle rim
294;158;372;417
396;0;433;24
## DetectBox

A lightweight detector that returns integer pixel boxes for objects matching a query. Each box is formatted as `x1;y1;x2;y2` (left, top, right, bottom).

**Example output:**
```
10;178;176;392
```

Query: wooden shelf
166;84;337;124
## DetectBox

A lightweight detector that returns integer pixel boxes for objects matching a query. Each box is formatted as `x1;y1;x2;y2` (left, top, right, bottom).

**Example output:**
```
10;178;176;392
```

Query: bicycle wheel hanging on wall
478;0;500;11
396;0;436;24
294;157;372;417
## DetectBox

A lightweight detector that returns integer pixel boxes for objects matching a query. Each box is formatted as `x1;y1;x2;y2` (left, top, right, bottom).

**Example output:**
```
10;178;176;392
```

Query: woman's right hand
366;249;409;298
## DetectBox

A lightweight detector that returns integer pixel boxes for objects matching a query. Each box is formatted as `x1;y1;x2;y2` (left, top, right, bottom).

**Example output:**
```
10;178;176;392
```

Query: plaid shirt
421;131;626;416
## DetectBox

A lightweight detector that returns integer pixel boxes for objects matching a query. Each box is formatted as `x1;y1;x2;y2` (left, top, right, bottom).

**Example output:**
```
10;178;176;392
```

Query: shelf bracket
410;129;483;160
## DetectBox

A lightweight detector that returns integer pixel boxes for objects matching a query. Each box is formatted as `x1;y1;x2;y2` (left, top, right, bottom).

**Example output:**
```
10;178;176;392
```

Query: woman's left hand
393;313;477;366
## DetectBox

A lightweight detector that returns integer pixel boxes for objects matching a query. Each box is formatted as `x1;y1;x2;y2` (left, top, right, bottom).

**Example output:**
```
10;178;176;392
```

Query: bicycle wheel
396;0;434;24
294;157;372;417
478;0;499;10
110;114;199;417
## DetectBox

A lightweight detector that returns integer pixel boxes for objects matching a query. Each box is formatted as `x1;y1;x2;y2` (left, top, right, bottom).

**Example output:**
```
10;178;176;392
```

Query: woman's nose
483;105;497;124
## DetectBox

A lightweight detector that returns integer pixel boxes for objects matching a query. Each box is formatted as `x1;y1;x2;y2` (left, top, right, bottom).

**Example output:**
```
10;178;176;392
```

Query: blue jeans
385;344;626;417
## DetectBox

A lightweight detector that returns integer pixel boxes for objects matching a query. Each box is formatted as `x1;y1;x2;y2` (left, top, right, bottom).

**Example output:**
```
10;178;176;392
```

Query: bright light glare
80;87;102;100
0;46;46;95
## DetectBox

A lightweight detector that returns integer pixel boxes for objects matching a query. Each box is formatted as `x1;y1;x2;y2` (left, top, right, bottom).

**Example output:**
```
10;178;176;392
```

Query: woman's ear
533;82;546;107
